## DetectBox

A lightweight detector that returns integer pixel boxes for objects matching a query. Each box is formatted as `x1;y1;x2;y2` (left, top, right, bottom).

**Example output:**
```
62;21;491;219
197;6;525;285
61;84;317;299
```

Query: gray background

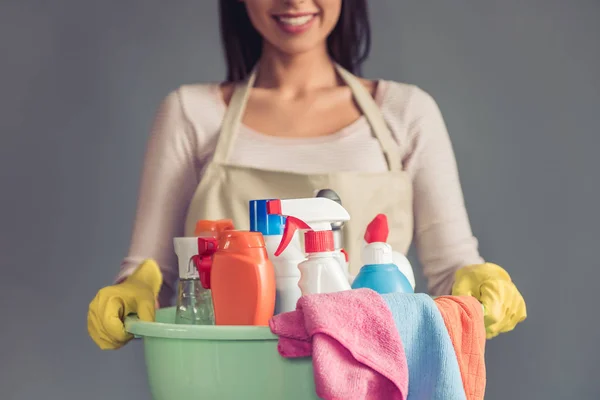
1;0;598;399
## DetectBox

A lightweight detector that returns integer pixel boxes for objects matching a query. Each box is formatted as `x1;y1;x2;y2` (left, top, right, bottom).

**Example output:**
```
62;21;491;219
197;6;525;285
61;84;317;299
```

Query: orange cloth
434;296;486;400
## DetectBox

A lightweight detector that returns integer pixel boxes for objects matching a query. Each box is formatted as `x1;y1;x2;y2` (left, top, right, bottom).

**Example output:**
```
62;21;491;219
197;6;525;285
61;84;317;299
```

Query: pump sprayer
273;216;311;256
249;199;305;315
266;197;350;272
314;189;350;280
266;198;350;231
267;198;351;295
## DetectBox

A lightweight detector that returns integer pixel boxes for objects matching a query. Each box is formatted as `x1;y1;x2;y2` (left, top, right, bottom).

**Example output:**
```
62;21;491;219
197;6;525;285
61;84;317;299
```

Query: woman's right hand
87;259;163;350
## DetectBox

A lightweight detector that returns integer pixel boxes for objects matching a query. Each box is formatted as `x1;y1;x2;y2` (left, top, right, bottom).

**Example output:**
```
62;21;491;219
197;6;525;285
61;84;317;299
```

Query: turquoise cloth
382;293;466;400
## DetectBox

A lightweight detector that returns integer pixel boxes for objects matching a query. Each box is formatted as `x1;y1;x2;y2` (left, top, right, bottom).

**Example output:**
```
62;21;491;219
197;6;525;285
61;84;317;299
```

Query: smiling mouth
273;13;318;27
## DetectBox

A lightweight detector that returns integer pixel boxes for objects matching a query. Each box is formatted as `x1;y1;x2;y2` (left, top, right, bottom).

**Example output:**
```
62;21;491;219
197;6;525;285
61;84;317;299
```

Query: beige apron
184;65;413;275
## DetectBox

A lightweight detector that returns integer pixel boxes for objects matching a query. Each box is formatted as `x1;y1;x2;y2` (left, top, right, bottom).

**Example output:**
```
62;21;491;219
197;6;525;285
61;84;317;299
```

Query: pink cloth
269;289;408;400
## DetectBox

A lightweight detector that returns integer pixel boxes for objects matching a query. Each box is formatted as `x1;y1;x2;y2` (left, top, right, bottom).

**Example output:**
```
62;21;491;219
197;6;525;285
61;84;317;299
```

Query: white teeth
277;15;314;26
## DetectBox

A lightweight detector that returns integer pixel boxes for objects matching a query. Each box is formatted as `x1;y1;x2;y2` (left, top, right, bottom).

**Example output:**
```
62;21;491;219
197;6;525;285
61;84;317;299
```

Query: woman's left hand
452;263;527;339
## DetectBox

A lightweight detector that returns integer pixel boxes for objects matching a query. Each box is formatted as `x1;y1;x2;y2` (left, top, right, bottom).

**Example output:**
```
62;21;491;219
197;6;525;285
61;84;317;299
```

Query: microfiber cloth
382;293;467;400
434;296;487;400
269;288;408;400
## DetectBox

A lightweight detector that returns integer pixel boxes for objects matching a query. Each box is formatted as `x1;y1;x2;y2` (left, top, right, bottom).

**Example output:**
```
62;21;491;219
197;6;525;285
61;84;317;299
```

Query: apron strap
212;70;257;164
335;65;401;172
213;64;401;172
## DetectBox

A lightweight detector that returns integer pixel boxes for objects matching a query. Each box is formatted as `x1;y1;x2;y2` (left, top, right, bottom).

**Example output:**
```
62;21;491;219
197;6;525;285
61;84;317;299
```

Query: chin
263;27;331;58
270;40;325;57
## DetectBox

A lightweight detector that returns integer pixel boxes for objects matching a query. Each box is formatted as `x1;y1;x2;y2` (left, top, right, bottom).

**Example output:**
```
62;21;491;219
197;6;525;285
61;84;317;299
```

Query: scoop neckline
210;79;389;145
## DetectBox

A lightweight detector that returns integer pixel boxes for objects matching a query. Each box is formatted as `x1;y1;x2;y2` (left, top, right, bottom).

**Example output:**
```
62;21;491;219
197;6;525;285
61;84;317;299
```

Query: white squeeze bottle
249;199;306;315
267;198;352;295
362;214;416;290
266;197;351;278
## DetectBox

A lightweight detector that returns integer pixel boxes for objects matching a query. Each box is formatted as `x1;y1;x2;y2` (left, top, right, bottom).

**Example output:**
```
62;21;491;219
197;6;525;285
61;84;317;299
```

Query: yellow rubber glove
87;259;162;350
452;262;526;339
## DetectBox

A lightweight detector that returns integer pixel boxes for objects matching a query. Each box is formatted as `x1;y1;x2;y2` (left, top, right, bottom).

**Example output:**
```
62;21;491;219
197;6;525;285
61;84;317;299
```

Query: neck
255;44;339;96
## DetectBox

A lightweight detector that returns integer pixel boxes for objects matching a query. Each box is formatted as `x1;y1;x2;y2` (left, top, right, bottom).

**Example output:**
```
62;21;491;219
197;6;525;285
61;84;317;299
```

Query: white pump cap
362;242;394;265
173;237;199;280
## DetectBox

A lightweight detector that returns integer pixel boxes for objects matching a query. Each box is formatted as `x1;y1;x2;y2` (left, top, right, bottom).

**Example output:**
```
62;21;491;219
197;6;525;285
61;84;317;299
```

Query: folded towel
382;293;467;400
269;288;408;400
434;296;486;400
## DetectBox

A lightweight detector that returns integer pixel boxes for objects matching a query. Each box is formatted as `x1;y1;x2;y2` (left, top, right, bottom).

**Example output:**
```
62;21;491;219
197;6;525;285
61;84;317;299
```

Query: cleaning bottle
268;198;352;295
352;214;414;294
207;230;276;326
194;219;234;237
315;189;351;281
249;199;305;315
360;214;416;290
173;219;234;325
266;197;351;276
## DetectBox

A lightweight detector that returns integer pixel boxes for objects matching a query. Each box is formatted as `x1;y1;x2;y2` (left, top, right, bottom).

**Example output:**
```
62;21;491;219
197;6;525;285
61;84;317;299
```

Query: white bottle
266;197;351;278
273;215;351;295
362;214;416;290
314;189;351;281
263;233;305;314
249;199;306;314
299;231;351;295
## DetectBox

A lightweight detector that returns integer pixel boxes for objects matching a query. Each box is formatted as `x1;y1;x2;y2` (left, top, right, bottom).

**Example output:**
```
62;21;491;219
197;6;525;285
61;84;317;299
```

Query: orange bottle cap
194;219;235;237
218;231;266;251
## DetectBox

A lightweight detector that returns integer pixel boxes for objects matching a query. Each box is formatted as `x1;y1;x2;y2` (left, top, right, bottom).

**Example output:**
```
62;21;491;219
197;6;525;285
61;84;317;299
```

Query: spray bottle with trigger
315;189;351;281
249;199;306;315
266;198;352;295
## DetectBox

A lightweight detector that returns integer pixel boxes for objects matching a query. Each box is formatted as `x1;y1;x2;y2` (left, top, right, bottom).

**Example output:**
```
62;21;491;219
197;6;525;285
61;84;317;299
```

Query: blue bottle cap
249;199;285;236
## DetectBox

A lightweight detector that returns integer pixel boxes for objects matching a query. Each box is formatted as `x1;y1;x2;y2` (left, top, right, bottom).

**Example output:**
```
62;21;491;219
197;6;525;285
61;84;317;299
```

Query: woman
88;0;526;350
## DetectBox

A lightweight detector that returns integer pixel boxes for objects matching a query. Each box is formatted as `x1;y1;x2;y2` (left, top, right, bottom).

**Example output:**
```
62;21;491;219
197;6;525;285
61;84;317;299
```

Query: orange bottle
194;219;234;237
207;231;276;326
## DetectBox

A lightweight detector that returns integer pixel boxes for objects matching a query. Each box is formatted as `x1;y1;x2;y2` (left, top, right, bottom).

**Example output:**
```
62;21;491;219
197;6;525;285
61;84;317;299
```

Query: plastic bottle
268;198;352;295
194;219;235;237
173;219;234;325
249;199;305;315
315;189;351;281
352;214;414;294
362;214;415;290
208;231;276;326
266;197;351;275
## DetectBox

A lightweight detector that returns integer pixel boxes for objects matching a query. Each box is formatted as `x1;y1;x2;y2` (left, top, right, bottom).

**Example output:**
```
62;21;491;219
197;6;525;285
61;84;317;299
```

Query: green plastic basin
125;307;317;400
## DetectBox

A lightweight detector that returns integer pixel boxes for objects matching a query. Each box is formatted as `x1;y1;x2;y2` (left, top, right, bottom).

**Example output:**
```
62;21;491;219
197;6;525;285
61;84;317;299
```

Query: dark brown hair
219;1;371;82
